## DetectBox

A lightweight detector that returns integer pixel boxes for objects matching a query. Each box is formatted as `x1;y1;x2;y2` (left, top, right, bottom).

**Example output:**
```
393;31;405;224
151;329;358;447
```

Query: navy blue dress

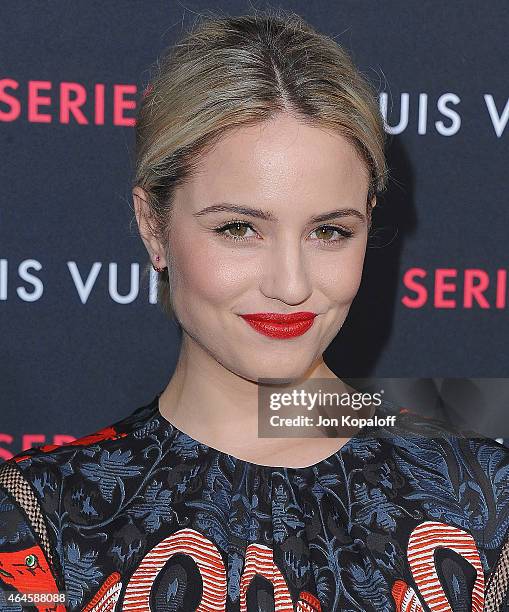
1;392;509;611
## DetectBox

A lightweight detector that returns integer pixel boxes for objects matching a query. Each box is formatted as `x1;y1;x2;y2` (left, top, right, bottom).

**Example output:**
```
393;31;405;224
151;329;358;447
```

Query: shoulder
12;395;160;465
373;397;508;451
4;395;161;517
373;399;509;498
372;400;509;570
0;394;164;606
10;394;160;474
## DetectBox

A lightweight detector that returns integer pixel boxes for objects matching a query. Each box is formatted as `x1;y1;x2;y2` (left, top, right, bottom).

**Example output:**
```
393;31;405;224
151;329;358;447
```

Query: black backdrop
1;1;508;459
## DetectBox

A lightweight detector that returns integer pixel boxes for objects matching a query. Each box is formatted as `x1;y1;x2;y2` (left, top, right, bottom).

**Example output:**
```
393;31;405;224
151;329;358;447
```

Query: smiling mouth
239;312;318;339
0;566;12;578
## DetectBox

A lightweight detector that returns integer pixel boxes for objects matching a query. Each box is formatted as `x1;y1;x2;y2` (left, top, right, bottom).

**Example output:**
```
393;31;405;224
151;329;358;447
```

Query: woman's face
142;113;372;381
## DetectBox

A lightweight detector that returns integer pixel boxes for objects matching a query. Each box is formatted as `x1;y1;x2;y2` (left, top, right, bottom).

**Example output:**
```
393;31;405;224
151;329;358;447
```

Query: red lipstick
239;311;318;339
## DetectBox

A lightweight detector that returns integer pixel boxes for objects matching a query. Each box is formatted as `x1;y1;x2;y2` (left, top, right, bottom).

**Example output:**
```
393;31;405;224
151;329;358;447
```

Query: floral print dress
1;391;509;611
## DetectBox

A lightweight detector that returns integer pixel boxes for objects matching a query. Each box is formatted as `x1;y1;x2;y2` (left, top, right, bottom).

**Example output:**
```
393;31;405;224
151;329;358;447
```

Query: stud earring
152;255;166;273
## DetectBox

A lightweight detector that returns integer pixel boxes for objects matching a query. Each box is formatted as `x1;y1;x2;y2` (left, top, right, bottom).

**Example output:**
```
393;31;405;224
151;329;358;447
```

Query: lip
239;311;318;339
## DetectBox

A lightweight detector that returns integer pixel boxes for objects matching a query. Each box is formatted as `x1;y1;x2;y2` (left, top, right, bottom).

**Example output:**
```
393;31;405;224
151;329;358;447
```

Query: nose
259;237;313;306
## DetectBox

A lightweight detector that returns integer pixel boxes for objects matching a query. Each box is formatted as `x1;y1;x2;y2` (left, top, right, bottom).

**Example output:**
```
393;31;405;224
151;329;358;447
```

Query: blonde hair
133;8;388;321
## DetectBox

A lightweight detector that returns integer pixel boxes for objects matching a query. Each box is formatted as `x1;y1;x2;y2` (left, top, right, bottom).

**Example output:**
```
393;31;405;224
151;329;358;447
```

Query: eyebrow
193;203;366;224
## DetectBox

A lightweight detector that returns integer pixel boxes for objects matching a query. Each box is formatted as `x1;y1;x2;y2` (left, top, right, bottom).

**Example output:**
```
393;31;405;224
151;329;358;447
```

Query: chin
235;359;315;384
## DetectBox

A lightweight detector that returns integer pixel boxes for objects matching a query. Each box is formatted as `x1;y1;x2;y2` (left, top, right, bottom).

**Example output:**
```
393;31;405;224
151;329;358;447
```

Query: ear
370;194;377;209
132;186;168;268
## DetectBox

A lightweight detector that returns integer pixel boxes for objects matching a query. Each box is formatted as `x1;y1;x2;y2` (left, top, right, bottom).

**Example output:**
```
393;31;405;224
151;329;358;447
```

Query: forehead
181;113;370;214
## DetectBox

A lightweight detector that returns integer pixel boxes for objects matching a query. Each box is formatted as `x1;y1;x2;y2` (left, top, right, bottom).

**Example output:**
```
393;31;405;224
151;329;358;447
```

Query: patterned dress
1;391;509;611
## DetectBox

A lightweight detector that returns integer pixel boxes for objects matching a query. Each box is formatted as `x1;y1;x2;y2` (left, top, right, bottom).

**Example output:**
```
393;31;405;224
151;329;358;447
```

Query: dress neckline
153;391;385;472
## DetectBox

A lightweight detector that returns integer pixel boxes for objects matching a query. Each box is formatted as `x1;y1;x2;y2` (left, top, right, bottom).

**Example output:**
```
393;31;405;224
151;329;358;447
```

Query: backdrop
1;0;508;458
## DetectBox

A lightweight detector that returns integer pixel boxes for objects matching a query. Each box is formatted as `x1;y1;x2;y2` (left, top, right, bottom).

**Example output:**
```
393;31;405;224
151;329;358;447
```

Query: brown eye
315;227;335;241
227;222;249;237
214;221;257;242
310;225;354;245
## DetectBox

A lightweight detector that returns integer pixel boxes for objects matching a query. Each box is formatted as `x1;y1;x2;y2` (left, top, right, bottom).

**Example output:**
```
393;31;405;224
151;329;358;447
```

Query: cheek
169;235;253;307
313;241;367;302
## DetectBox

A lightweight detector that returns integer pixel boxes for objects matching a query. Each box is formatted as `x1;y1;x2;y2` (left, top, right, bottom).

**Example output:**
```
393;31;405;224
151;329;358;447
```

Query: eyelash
212;220;354;247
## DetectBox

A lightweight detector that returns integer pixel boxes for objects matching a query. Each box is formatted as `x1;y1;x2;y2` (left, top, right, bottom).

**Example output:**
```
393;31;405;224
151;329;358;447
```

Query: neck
157;331;345;455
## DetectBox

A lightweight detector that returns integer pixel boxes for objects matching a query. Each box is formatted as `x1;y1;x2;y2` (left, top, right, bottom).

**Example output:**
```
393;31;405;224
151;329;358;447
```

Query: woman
1;10;509;611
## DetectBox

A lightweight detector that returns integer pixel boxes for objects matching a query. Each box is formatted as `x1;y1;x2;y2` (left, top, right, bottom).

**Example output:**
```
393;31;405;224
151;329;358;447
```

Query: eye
213;221;258;242
25;554;38;568
310;225;354;246
212;221;354;246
